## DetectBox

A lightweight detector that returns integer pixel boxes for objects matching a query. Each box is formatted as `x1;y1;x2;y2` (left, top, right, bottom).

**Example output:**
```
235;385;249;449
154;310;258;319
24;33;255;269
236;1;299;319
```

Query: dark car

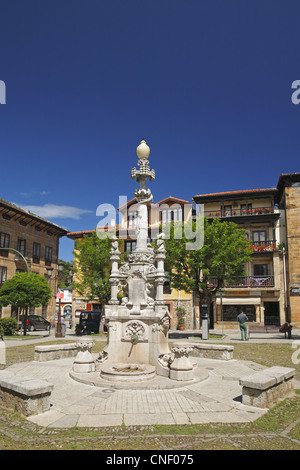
75;311;102;335
19;315;51;332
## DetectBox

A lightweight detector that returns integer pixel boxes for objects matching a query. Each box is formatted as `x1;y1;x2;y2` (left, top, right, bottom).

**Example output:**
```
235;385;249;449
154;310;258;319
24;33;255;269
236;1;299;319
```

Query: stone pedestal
0;340;6;365
169;342;194;381
73;338;95;373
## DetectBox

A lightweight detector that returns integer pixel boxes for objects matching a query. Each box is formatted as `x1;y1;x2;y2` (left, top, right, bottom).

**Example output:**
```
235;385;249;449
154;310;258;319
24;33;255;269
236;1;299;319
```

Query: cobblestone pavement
5;356;272;428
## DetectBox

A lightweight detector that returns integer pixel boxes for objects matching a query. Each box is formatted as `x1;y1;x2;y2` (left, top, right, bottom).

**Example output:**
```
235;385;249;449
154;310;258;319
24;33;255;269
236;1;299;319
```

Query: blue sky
0;0;299;262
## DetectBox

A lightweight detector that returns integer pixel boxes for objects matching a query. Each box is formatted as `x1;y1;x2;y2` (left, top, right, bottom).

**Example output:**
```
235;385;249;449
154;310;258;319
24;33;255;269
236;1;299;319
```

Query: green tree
58;260;73;288
0;272;52;335
164;217;252;323
72;232;121;310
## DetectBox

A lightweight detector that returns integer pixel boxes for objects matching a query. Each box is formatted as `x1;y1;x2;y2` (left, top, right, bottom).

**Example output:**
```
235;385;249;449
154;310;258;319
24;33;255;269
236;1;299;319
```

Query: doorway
264;301;280;326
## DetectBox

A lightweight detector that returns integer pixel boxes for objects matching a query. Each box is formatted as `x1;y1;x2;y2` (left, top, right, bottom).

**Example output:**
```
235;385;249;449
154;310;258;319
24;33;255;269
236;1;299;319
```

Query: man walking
237;310;248;341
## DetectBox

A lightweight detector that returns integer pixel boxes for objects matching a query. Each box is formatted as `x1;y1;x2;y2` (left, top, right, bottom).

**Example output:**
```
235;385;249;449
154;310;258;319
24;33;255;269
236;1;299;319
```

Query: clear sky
0;0;299;262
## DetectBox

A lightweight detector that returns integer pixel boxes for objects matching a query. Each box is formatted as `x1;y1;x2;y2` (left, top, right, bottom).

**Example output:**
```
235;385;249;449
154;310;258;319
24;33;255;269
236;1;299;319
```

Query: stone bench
34;343;78;361
0;370;53;416
190;343;234;361
239;366;295;408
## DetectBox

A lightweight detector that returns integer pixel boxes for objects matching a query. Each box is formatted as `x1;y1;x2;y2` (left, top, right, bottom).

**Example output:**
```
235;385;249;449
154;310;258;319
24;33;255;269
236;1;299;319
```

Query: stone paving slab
6;357;277;428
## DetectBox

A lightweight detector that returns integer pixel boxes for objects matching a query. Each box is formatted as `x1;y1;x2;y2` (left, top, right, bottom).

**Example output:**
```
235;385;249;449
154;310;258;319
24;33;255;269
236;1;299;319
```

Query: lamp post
55;263;64;338
0;248;30;273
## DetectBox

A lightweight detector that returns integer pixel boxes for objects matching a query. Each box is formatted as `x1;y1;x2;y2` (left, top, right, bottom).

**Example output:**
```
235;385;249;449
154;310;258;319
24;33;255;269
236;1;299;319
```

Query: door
264;302;280;326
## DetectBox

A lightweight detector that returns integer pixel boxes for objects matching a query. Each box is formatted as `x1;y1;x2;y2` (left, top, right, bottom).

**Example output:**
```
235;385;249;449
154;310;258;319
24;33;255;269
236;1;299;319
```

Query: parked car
19;315;51;332
75;311;102;335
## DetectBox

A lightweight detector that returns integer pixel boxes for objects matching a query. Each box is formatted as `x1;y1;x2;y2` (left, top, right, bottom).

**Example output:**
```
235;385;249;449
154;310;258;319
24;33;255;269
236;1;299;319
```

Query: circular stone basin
100;363;156;382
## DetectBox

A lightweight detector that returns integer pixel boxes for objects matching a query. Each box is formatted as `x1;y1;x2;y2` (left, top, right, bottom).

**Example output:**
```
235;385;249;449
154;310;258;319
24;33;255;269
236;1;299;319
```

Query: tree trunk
23;307;28;336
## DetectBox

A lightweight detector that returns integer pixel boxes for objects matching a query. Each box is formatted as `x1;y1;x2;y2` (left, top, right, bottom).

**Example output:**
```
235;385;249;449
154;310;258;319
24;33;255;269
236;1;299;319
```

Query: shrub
0;317;17;336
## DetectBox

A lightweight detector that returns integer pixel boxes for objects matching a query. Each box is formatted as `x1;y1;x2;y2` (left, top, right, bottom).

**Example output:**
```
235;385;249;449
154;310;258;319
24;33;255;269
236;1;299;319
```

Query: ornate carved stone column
169;342;195;381
73;338;95;373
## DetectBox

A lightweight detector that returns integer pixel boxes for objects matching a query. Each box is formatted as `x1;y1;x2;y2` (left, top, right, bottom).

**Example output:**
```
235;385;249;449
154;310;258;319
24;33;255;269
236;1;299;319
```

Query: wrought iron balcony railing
205;207;275;218
208;275;275;288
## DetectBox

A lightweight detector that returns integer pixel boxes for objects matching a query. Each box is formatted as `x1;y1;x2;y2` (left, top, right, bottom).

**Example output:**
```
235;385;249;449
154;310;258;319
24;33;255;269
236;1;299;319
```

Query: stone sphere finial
136;139;150;160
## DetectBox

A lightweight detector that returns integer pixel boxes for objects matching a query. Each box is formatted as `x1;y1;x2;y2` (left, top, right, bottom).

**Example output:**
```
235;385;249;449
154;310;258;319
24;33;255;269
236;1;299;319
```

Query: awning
216;297;261;305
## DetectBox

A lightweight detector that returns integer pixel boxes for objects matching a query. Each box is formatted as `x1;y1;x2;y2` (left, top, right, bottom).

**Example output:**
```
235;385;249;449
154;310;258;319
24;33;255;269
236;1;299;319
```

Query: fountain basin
100;363;156;382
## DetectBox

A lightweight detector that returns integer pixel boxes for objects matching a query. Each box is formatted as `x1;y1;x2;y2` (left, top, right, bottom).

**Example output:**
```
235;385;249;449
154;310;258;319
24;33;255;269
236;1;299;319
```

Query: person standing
237;310;248;341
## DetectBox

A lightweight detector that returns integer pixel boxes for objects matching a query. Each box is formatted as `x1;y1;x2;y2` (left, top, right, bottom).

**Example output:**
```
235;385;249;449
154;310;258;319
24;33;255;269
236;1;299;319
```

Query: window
223;205;232;216
125;241;137;252
222;305;255;322
17;238;26;256
33;242;41;263
0;266;7;286
253;264;268;276
45;246;52;265
241;203;252;215
161;208;182;223
0;232;10;257
128;211;138;228
252;231;266;242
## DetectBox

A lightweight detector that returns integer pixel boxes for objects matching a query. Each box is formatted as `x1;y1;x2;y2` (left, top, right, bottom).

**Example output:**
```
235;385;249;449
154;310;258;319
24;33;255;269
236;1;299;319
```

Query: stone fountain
71;140;208;387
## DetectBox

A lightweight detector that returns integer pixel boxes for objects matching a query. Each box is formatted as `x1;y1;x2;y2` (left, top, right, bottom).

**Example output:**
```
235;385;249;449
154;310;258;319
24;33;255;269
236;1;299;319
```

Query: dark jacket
237;313;248;324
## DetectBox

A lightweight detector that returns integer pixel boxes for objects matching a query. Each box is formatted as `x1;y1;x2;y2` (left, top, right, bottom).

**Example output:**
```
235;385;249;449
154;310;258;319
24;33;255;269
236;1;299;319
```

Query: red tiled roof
193;188;277;199
118;195;190;211
155;196;190;205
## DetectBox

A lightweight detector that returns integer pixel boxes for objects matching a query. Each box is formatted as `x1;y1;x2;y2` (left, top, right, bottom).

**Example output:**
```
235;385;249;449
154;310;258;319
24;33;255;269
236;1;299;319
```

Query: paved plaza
4;328;299;429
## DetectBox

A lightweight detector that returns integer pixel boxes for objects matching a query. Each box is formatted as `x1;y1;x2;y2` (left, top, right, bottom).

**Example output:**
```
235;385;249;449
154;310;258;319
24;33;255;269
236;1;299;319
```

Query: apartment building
68;196;195;328
193;172;300;328
0;199;68;322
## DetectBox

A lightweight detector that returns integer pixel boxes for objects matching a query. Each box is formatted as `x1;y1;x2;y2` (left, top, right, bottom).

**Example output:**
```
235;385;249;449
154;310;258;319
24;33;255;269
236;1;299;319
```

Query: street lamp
0;248;30;273
55;263;64;338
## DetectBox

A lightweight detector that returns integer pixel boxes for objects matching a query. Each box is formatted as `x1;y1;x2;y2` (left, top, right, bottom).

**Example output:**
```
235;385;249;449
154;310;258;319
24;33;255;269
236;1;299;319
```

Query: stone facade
284;185;300;325
0;199;67;323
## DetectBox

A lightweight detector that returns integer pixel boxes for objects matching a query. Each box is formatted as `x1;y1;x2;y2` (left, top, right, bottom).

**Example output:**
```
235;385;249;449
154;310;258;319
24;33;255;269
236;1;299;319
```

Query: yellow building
68;196;195;329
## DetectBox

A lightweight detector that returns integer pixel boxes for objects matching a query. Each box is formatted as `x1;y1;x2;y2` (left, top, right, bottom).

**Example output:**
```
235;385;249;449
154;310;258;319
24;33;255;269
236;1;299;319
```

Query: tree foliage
164;217;252;306
0;272;52;310
72;232;120;307
58;260;73;288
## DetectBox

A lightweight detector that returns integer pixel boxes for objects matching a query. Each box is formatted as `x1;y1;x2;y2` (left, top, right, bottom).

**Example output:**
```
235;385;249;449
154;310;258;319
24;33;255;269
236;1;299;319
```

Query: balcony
205;207;276;219
249;240;277;253
209;275;275;288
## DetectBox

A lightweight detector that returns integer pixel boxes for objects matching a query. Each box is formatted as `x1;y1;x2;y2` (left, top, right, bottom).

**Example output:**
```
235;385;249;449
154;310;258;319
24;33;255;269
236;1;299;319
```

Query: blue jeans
239;323;248;340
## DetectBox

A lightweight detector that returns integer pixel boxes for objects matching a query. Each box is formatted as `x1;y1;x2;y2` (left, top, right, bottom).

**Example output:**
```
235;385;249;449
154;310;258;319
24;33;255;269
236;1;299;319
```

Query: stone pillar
73;338;95;373
169;342;194;381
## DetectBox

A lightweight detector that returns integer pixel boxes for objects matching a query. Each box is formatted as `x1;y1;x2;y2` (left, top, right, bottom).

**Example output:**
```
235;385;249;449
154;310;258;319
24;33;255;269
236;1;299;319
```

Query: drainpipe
282;247;288;321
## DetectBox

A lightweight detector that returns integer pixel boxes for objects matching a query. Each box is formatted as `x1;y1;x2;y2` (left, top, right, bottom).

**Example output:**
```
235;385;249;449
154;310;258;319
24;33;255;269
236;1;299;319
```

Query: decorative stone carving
97;349;108;363
169;342;195;381
152;312;171;333
73;338;96;373
127;252;154;264
158;353;173;368
123;321;146;341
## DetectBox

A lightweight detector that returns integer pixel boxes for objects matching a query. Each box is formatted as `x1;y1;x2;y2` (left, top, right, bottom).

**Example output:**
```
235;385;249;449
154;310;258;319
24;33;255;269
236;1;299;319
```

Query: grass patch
232;342;300;381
